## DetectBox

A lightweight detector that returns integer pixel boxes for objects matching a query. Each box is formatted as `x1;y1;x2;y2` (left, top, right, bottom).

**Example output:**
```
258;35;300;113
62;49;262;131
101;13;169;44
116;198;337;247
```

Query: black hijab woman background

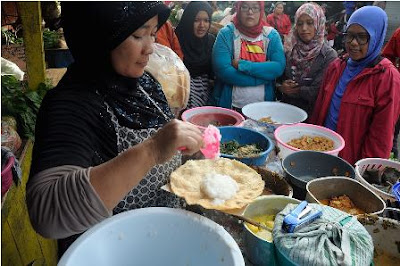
175;1;216;108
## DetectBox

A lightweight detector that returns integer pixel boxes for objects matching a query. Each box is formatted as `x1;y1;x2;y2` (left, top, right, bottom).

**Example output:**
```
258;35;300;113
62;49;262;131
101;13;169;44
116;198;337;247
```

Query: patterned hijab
233;1;268;38
284;3;326;81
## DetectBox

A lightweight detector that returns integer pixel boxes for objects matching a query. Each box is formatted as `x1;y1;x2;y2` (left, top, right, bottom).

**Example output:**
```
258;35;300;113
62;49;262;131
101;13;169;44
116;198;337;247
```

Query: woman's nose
143;37;154;55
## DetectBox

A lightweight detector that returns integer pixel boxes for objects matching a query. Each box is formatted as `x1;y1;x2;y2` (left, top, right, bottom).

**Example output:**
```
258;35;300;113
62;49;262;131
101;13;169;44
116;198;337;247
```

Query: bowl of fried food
242;102;308;140
219;126;274;166
274;123;345;159
306;176;386;215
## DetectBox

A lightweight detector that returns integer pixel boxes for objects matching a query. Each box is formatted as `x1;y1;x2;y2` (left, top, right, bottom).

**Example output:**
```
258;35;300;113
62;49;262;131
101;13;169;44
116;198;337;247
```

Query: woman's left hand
279;80;300;95
149;119;204;164
231;59;239;69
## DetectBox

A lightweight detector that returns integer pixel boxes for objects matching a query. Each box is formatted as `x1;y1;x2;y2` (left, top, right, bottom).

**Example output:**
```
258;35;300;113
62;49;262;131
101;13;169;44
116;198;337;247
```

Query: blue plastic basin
219;126;273;166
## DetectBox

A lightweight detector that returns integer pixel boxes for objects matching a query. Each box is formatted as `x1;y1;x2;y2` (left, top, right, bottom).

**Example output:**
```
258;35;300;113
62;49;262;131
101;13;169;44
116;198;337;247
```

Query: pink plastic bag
200;125;221;159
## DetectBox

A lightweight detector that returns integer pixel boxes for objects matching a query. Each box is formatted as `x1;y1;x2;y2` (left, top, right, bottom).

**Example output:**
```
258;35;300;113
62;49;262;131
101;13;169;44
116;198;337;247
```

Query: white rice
201;173;239;205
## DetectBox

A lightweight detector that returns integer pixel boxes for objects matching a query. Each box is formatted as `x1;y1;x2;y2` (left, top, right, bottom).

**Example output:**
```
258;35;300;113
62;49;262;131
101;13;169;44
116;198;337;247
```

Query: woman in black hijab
175;1;215;108
26;1;203;255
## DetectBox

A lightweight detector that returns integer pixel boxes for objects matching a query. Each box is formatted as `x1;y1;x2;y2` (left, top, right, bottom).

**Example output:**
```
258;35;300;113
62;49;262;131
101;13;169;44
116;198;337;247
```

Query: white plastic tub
355;158;400;201
274;123;345;159
58;207;245;266
242;101;307;141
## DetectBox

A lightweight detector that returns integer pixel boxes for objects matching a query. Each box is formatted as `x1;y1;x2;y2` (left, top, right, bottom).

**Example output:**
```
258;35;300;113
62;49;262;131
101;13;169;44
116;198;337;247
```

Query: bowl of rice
219;126;274;166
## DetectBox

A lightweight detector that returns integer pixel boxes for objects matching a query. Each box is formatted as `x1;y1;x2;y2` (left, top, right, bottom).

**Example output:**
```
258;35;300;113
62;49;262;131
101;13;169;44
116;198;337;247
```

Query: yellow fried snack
170;158;265;210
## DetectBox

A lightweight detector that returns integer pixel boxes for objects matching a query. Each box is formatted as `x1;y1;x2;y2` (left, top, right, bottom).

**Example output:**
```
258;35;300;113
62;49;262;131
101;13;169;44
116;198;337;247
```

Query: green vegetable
1;75;52;139
220;140;263;158
43;29;61;49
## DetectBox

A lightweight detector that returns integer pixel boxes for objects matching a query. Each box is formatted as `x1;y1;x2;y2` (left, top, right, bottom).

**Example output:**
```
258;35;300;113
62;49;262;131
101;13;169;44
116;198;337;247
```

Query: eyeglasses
240;5;261;13
343;32;370;45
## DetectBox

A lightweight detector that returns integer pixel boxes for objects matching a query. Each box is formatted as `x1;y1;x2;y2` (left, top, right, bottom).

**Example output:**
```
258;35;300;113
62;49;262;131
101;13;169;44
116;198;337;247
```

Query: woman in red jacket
266;2;291;42
310;6;400;165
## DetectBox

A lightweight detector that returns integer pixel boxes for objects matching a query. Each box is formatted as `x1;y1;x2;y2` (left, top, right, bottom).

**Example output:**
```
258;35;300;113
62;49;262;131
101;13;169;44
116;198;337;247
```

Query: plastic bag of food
1;57;24;80
145;43;190;113
1;122;22;154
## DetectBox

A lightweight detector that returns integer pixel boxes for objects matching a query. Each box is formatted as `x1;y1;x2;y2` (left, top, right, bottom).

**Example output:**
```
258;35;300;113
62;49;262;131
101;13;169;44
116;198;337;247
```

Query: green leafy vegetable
1;75;51;139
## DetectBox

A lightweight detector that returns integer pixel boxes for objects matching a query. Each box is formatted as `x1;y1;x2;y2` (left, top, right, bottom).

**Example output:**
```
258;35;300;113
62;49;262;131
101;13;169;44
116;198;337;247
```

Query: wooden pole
17;2;46;91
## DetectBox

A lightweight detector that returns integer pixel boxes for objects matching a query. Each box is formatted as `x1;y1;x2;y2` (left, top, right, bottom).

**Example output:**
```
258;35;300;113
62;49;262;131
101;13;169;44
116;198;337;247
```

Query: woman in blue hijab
310;6;400;165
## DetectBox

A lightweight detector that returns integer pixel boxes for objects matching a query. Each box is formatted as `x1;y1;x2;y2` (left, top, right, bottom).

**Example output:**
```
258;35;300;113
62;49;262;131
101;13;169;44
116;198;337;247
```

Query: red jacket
156;21;184;60
382;27;400;72
266;13;291;36
310;57;400;165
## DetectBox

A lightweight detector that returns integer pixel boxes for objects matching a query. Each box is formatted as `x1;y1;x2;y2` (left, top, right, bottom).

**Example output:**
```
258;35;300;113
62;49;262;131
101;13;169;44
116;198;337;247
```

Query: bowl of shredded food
274;123;345;159
219;126;274;166
242;102;308;141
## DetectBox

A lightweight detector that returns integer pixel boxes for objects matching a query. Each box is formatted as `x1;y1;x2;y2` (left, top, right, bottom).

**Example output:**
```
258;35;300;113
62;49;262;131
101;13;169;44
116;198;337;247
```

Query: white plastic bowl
58;208;245;266
274;123;345;159
242;102;308;140
355;158;400;201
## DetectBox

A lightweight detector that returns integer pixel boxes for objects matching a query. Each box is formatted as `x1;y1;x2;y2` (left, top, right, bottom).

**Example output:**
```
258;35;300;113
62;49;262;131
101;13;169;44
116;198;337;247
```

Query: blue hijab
325;6;388;131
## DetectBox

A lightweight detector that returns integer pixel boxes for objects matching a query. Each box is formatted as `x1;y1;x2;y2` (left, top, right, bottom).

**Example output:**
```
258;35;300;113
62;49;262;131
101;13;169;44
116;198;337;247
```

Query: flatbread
170;158;265;210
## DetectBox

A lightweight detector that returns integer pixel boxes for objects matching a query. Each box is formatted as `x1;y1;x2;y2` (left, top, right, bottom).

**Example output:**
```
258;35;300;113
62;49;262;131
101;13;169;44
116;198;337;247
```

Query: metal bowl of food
306;176;386;215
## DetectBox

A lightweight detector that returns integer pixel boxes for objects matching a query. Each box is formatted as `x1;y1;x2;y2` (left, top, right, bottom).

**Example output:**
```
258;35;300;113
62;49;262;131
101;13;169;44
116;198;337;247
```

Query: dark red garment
309;57;400;165
232;1;269;38
327;23;339;41
382;27;400;72
266;13;291;36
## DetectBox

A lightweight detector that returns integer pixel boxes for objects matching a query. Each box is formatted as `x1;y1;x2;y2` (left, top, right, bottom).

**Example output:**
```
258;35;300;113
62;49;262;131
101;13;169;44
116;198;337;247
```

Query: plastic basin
181;106;244;131
243;195;300;266
59;207;245;266
242;101;307;141
219;126;274;166
306;176;386;215
274;123;345;159
355;158;400;201
282;151;355;199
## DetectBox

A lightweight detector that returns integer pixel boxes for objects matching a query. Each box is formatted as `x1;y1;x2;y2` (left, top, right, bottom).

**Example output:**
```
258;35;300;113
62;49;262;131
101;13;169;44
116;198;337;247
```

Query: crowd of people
26;1;399;258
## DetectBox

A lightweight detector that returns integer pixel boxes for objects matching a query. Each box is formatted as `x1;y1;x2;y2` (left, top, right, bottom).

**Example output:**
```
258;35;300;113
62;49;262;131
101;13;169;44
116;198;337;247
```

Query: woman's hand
279;80;300;95
231;59;239;69
148;119;204;164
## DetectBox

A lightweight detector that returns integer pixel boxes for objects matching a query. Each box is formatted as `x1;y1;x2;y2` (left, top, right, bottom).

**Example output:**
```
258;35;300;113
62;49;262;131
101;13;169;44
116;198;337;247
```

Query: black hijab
175;1;215;77
31;2;172;176
61;2;172;129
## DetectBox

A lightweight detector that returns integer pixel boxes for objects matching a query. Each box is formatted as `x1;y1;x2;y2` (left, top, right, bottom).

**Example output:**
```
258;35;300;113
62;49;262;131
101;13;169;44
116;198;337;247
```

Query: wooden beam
17;2;46;91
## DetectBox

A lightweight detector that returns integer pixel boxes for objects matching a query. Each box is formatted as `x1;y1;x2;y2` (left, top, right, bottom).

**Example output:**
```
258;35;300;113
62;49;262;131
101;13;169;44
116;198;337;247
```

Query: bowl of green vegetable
219;126;273;166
